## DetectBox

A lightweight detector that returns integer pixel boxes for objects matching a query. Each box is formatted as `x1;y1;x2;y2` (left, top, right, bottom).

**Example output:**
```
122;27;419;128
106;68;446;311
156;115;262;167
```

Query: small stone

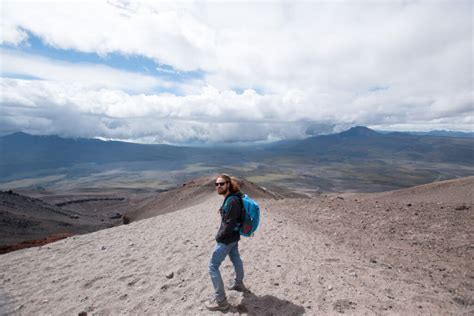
407;203;412;207
123;216;131;225
119;294;128;300
101;246;106;250
78;312;87;316
328;285;333;291
274;282;279;286
110;212;122;219
166;272;174;279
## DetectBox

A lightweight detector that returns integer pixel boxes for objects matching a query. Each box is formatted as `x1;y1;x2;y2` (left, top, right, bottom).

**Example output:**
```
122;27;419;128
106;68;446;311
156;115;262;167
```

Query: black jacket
216;191;244;244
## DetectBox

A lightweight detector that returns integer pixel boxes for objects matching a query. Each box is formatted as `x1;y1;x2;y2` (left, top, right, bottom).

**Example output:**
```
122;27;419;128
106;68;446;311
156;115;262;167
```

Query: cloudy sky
1;0;472;144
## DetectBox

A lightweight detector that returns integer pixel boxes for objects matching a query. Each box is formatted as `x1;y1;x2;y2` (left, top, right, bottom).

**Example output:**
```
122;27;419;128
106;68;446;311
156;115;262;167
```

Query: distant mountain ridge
2;127;473;167
266;126;474;164
407;130;474;138
1;127;473;192
2;125;471;145
339;126;380;137
0;131;208;179
376;129;474;138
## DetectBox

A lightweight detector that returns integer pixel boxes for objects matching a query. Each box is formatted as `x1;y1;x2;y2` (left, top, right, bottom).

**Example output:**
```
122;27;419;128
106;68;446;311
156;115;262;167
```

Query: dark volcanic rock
109;212;122;219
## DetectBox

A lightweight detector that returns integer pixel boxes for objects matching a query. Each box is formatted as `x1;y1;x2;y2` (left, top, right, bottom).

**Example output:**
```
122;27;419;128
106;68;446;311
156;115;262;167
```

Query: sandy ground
0;178;473;315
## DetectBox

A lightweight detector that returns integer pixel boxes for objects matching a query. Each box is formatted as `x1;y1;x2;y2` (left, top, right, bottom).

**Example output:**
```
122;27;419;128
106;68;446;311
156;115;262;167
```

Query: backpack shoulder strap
223;195;242;211
223;195;245;223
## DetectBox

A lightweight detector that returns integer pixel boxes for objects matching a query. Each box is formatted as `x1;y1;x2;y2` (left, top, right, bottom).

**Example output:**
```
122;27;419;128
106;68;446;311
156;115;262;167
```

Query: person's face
215;177;229;195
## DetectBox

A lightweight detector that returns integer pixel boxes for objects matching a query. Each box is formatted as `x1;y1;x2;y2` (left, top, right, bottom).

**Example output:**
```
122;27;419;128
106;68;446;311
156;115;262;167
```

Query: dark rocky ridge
0;190;115;253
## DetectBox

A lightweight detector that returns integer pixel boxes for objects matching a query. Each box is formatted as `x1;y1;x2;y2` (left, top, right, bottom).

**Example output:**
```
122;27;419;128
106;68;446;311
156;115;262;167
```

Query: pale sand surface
1;186;472;315
1;195;310;315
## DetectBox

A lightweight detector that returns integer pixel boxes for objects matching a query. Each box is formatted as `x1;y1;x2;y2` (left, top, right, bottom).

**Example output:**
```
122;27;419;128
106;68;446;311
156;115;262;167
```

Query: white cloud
1;0;473;142
1;78;472;145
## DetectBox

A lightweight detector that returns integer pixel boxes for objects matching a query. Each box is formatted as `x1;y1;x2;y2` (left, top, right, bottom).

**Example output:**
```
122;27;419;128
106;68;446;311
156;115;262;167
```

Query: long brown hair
216;174;241;193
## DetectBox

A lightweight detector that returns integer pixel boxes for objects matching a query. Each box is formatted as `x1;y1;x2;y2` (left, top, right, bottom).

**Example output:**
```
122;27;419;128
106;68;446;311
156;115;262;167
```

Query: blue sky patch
369;85;389;92
232;86;265;95
1;73;42;80
1;31;205;83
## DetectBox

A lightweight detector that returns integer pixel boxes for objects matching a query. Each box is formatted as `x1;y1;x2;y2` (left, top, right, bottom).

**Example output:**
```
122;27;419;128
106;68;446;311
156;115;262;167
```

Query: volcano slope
0;190;114;254
0;176;472;315
123;175;280;222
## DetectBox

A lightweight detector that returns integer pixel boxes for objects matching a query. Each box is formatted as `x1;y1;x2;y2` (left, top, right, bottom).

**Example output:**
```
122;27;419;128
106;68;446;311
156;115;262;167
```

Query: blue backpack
223;194;260;237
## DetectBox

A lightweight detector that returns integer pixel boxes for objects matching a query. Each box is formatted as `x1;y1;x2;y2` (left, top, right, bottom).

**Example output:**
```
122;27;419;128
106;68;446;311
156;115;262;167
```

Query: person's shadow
230;290;306;315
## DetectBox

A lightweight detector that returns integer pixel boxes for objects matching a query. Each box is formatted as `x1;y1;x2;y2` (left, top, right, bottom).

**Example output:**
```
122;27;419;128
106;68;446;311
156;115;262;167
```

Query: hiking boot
227;282;246;292
204;298;230;311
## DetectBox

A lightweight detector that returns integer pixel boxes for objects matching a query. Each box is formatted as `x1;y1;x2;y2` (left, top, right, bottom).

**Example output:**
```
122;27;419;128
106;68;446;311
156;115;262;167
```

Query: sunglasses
215;182;227;187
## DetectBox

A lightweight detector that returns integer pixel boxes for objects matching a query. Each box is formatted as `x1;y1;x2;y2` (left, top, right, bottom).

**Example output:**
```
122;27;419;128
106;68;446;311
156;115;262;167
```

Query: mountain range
1;126;473;193
388;130;474;138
